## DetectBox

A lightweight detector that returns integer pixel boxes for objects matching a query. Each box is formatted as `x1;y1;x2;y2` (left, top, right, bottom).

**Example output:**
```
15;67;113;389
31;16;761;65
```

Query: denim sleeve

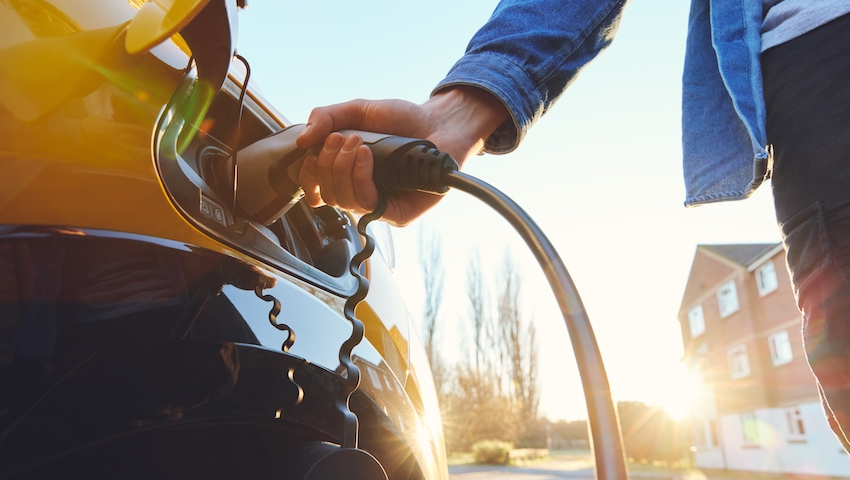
433;0;628;154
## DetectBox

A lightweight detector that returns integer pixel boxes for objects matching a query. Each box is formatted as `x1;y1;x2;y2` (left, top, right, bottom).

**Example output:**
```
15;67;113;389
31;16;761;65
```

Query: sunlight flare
658;364;703;420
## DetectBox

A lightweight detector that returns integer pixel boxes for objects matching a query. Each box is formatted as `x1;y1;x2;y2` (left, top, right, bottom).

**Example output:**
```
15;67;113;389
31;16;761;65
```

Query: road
449;463;843;480
449;462;596;479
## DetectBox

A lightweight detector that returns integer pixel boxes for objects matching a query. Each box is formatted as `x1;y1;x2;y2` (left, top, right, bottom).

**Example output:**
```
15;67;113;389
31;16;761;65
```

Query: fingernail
356;145;369;166
325;133;344;151
300;123;312;137
341;134;360;153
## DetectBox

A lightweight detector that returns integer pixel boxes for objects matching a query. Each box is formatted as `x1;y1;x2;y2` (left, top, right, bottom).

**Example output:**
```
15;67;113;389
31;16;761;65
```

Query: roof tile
700;243;781;267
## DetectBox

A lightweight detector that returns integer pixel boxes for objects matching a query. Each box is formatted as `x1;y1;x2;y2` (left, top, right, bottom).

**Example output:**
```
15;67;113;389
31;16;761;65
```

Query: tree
419;227;443;360
443;363;517;452
496;253;540;446
419;226;447;394
466;252;490;373
438;250;543;452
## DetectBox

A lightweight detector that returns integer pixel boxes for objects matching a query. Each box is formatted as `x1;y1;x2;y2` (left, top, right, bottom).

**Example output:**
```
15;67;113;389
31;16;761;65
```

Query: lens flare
658;364;703;420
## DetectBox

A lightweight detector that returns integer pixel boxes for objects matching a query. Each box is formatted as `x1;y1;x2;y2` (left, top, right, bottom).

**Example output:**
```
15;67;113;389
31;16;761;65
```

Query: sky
236;0;783;421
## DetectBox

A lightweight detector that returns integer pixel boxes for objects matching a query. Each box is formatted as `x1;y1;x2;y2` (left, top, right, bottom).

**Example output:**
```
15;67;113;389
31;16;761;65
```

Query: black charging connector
367;141;457;195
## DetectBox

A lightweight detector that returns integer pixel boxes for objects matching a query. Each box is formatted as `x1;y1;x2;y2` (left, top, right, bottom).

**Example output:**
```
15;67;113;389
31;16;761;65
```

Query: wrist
423;86;510;164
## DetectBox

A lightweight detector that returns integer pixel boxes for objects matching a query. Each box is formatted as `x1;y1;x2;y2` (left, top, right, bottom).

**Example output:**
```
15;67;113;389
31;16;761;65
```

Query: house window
708;419;719;446
692;419;719;447
786;408;806;442
717;280;739;318
756;261;779;296
728;344;750;379
741;413;760;446
688;305;705;338
769;330;793;366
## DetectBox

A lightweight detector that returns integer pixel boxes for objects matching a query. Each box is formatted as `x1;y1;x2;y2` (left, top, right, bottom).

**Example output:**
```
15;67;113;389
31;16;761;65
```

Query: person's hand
296;86;509;226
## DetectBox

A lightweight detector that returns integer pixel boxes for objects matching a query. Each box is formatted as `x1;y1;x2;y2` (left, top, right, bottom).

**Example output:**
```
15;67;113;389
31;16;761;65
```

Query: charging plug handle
351;132;458;196
232;126;457;225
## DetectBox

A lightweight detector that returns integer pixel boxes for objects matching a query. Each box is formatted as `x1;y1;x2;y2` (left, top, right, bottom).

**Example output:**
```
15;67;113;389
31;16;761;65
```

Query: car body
0;1;446;478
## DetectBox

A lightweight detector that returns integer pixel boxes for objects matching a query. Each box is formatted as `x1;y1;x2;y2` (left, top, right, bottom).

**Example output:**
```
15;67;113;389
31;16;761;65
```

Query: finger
296;99;369;149
299;155;324;207
332;134;364;210
315;132;345;206
287;157;305;185
384;191;443;228
352;145;377;212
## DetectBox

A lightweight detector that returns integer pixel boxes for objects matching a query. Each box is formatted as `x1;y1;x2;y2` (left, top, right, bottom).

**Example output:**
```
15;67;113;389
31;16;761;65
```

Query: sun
657;364;703;420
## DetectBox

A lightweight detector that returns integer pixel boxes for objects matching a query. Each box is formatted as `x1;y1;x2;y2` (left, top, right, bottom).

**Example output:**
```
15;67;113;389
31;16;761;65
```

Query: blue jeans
764;13;850;451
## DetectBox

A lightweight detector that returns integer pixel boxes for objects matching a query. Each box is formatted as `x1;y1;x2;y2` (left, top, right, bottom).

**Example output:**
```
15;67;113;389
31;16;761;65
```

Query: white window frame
756;261;779;296
785;407;806;442
727;344;751;379
768;330;793;366
688;305;705;338
741;413;760;446
708;419;719;446
692;418;719;448
717;280;739;318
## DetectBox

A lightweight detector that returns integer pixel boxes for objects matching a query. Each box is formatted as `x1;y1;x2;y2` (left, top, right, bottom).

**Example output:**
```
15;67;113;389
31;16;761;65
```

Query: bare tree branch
466;251;490;373
419;226;444;377
442;249;544;451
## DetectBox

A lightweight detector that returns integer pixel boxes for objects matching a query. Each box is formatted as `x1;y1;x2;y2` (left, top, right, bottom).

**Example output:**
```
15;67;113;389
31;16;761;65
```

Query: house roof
699;243;781;268
678;242;784;316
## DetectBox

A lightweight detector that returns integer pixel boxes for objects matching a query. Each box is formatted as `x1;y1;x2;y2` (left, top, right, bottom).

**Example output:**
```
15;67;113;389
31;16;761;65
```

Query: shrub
472;440;513;465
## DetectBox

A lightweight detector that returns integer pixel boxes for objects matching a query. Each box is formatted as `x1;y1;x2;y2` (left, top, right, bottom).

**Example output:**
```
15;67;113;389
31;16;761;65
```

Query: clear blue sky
236;0;782;421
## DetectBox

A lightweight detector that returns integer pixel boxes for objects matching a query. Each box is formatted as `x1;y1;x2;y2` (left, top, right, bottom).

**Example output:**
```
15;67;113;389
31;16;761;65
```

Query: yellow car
0;1;445;478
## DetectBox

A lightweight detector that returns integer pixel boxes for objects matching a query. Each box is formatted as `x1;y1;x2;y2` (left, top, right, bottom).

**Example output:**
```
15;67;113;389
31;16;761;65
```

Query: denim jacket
433;0;770;207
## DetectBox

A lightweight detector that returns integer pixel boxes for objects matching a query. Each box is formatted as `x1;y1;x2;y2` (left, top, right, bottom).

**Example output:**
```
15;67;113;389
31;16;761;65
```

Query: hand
296;86;509;226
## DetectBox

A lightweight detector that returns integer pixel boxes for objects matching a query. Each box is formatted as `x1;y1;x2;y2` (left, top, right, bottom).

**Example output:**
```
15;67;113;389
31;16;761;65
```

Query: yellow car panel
125;0;211;54
0;1;447;478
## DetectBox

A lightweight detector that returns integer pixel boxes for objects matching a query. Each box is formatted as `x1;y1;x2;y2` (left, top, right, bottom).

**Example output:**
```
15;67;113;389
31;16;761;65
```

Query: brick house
678;244;850;476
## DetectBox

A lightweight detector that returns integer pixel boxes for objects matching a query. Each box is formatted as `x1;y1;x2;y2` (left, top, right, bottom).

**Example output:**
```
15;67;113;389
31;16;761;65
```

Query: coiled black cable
337;196;388;449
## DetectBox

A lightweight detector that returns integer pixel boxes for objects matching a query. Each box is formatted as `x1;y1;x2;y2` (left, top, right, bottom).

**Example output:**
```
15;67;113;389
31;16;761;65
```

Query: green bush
472;440;513;465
